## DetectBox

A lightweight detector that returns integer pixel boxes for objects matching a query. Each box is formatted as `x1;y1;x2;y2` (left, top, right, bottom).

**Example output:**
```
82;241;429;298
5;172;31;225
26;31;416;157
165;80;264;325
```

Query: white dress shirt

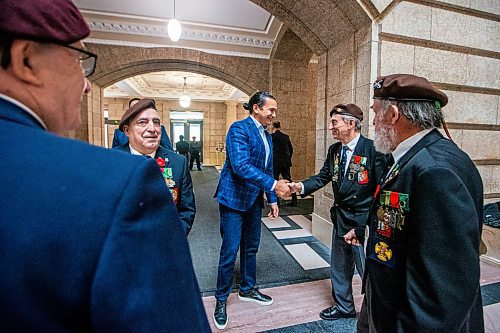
129;145;156;158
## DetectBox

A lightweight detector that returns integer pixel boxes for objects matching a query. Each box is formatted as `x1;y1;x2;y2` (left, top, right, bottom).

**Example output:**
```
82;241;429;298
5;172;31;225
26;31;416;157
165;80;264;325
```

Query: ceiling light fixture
167;0;181;42
179;76;191;108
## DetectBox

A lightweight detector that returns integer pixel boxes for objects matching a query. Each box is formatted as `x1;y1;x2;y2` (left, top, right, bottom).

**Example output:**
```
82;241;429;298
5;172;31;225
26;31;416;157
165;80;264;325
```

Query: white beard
374;124;397;154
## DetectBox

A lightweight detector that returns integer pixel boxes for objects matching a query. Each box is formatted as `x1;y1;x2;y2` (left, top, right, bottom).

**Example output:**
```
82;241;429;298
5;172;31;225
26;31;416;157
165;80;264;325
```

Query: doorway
170;111;204;162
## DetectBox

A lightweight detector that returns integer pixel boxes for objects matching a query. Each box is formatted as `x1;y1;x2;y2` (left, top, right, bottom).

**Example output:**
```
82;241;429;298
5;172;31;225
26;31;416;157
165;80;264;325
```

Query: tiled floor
203;212;500;332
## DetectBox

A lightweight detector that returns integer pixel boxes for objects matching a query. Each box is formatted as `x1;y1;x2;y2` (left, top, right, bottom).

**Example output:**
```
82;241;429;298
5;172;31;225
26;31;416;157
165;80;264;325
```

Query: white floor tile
289;215;312;232
273;228;311;239
284;243;330;270
484;302;500;333
262;216;290;229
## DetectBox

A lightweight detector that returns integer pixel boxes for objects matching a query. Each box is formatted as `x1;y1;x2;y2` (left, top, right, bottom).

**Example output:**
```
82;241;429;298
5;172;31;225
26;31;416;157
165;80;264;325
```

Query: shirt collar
0;93;48;130
249;115;265;131
392;128;432;163
129;145;156;158
343;133;360;151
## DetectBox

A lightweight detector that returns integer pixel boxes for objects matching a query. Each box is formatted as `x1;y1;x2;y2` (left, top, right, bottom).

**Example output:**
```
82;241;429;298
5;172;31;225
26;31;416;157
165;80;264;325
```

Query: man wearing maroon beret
289;103;386;321
345;74;484;332
114;98;196;235
0;0;209;331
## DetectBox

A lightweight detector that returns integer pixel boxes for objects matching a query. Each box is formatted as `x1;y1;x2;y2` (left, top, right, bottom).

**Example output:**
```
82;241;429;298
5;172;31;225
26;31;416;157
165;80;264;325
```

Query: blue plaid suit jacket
215;116;277;211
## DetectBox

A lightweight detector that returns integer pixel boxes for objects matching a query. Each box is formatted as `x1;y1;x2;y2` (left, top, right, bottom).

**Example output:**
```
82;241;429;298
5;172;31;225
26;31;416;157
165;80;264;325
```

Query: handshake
274;180;303;198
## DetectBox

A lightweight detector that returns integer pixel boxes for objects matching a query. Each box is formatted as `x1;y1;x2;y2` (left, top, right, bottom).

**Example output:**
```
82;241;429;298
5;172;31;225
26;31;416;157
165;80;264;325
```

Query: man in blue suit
213;91;291;329
115;98;196;235
0;1;209;331
112;97;173;150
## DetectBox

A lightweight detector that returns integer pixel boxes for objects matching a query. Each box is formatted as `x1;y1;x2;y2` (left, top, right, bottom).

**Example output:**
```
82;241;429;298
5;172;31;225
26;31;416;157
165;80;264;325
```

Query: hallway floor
189;167;500;332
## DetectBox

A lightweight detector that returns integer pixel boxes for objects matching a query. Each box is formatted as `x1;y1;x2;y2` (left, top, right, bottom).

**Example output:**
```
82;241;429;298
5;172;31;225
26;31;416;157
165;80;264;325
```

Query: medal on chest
332;153;340;182
156;157;179;205
369;190;410;268
348;155;369;184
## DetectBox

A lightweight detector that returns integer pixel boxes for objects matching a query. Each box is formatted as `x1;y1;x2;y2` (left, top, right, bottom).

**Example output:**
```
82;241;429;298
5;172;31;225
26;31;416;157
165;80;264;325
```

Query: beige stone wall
311;24;374;244
375;0;500;203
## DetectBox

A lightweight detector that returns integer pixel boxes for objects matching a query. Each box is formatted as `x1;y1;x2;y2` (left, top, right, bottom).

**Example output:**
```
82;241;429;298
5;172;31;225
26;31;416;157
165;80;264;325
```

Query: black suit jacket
364;129;484;332
302;135;385;237
114;145;196;235
272;130;293;168
176;140;190;155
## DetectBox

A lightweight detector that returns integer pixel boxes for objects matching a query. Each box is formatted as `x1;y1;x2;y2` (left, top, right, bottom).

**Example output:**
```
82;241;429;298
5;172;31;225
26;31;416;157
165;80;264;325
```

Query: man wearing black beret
0;0;209;331
289;103;386;321
114;98;196;235
345;74;484;332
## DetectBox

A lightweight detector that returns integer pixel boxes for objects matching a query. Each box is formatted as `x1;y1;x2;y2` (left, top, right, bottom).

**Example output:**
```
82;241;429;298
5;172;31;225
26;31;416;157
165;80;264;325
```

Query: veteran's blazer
115;144;196;235
364;129;484;333
302;135;385;238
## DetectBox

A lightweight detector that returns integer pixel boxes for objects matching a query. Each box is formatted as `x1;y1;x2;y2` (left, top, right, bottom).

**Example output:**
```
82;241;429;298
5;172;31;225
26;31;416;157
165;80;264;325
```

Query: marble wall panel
431;8;500;53
460;130;500;160
443;90;499;124
380;41;415;75
466;55;500;89
382;2;432;40
414;47;468;84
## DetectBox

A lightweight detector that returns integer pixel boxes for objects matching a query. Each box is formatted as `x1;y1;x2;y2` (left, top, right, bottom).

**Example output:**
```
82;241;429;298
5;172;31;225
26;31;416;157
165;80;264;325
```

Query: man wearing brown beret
114;98;196;235
345;74;484;332
289;104;386;321
0;0;209;331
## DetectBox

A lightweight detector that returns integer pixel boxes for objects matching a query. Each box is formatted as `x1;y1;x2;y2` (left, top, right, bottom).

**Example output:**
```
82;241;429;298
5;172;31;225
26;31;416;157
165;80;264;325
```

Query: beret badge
373;79;384;89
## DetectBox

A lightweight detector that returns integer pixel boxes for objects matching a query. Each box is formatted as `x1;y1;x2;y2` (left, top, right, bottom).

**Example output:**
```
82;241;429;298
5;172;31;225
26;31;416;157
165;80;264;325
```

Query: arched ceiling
104;71;248;103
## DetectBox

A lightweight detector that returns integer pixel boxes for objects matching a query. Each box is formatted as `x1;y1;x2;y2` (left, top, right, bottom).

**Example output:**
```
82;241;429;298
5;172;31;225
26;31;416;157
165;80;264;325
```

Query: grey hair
381;99;443;129
341;115;361;131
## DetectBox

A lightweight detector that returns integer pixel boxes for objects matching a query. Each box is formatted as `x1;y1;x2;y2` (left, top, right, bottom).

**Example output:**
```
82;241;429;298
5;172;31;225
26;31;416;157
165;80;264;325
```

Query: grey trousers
330;233;365;314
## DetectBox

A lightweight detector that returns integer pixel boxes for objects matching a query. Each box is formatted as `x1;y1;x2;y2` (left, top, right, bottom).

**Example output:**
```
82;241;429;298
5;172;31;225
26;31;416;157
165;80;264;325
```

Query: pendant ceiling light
179;76;191;108
167;0;181;42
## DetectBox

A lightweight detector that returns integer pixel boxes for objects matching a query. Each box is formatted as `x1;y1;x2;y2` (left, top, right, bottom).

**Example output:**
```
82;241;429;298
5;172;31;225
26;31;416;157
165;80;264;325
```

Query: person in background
345;74;484;333
176;134;190;159
288;103;385;322
271;120;298;207
0;1;209;331
189;135;202;171
112;98;173;150
212;91;291;330
114;99;196;235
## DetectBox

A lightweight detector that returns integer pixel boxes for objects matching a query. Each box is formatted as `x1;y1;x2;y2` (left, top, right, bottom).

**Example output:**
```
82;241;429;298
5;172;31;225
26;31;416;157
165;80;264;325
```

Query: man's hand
344;228;361;246
288;182;302;194
268;204;279;219
275;179;291;198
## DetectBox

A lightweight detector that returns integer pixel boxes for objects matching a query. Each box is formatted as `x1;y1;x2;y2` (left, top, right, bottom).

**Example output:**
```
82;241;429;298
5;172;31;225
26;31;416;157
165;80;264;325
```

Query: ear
388;104;400;125
252;103;260;114
123;125;130;136
8;40;43;86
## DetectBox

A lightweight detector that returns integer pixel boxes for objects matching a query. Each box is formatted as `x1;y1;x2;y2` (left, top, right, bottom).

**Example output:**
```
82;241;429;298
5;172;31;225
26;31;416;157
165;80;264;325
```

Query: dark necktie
339;146;348;181
382;154;395;180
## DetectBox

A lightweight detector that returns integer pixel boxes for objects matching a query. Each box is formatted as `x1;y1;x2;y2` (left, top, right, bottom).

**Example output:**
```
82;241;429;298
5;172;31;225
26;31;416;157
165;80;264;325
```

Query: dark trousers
330;233;365;314
189;151;201;170
273;164;297;203
215;200;262;301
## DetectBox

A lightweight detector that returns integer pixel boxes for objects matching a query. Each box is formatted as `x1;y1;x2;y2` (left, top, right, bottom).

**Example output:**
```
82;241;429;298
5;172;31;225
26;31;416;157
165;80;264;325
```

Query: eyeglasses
58;44;98;77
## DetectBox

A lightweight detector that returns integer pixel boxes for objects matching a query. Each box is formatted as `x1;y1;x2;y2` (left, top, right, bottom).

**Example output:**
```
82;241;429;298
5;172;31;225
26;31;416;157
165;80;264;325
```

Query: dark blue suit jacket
112;125;173;151
215;116;277;211
114;144;196;235
0;97;209;332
